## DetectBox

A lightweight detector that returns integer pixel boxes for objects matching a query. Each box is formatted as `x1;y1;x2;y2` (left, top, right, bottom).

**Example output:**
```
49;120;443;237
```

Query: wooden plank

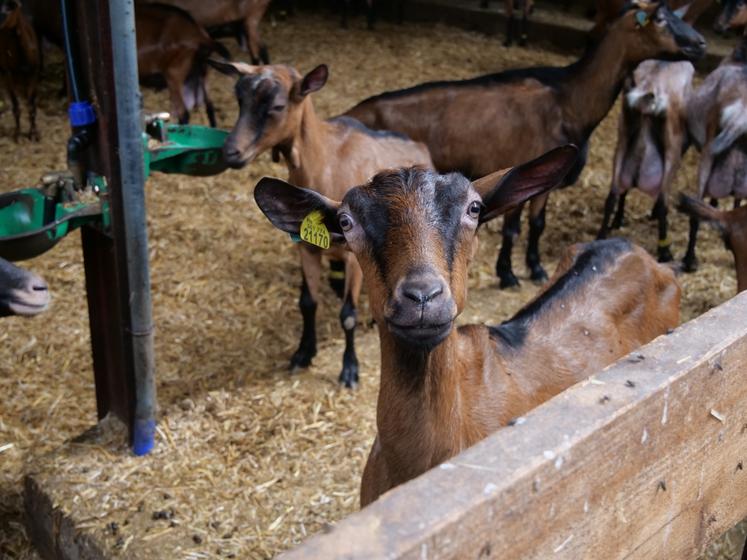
282;291;747;560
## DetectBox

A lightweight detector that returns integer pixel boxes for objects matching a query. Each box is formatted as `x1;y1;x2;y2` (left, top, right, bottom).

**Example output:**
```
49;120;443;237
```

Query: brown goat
345;2;705;289
210;60;433;388
480;0;535;46
679;195;747;293
253;145;681;506
142;0;271;64
136;4;229;127
597;60;694;262
0;0;39;142
683;53;747;270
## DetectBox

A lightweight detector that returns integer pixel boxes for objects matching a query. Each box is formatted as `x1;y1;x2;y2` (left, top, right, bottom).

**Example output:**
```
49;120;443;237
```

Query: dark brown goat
0;0;39;141
345;2;705;289
679;195;747;293
597;60;694;262
0;257;49;317
137;4;229;127
210;60;432;388
253;146;680;506
142;0;271;64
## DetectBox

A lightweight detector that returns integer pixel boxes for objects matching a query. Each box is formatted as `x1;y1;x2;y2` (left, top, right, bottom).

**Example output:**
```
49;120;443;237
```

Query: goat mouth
4;288;50;316
6;299;49;316
223;148;256;169
680;45;706;60
386;319;454;347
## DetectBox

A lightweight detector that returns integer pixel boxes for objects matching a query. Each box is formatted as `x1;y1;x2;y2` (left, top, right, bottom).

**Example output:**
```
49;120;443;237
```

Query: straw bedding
0;10;743;559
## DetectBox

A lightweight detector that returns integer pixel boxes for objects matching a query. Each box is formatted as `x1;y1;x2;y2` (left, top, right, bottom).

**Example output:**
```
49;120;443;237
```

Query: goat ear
672;2;691;20
207;59;258;76
473;144;579;223
298;64;329;97
254;177;345;246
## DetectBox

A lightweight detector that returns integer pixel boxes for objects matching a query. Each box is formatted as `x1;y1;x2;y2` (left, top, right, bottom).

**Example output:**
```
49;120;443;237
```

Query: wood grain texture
283;291;747;560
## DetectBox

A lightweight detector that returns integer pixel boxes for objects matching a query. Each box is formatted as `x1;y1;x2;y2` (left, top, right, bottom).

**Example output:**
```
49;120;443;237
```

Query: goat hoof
611;218;626;230
657;247;673;263
338;364;359;389
518;36;527;46
499;272;520;289
529;267;548;284
290;347;316;371
596;229;608;240
681;258;698;273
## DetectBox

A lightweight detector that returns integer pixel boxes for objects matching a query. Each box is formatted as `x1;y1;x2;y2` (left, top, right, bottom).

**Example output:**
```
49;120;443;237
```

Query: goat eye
272;105;286;112
467;201;482;219
338;213;354;232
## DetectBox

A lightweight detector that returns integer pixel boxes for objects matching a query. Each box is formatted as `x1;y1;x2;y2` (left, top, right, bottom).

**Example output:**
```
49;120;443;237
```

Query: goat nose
402;280;443;305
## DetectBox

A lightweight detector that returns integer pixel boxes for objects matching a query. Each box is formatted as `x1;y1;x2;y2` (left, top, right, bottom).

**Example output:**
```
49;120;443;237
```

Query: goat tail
208;39;231;61
677;194;726;229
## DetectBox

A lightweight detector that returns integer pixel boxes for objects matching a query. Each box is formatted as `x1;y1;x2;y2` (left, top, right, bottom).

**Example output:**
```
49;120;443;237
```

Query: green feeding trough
144;120;229;177
0;180;106;262
0;118;229;262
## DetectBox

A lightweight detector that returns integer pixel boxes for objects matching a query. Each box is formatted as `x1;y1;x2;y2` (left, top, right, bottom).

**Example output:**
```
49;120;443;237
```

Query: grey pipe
108;0;157;455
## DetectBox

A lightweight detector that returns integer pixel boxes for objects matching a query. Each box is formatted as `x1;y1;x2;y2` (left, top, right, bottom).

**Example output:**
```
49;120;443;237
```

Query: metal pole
107;0;157;455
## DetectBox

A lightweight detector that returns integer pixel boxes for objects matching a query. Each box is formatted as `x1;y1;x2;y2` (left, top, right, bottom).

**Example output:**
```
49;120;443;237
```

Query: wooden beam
282;291;747;560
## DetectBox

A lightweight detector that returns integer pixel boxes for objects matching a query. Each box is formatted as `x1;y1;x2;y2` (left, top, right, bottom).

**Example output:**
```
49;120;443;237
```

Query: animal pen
1;1;746;559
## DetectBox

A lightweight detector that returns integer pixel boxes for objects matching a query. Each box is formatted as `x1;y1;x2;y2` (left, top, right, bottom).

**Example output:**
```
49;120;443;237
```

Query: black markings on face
344;168;473;285
235;75;282;143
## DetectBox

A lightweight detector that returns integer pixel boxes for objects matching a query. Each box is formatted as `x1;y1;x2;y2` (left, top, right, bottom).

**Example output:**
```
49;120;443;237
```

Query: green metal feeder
0;118;229;262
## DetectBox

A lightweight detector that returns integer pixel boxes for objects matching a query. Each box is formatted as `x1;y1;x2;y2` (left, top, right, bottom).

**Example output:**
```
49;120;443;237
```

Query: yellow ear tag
635;11;650;26
300;210;330;249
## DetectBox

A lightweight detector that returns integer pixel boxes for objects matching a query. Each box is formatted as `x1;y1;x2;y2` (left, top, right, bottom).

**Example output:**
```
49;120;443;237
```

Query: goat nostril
402;283;443;304
32;284;48;292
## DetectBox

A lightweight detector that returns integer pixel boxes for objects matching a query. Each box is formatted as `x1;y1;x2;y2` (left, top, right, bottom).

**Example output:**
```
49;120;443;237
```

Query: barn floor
0;10;744;560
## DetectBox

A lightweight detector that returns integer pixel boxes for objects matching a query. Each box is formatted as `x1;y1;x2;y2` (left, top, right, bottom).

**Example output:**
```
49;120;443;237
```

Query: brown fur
0;0;40;142
679;196;747;293
142;0;271;64
136;4;224;127
345;2;705;288
360;238;679;506
214;61;432;387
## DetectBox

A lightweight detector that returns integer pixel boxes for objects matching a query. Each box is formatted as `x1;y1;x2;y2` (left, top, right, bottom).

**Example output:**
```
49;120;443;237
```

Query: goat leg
652;193;673;262
526;197;548;283
597;190;619;240
366;0;375;30
519;12;529;46
504;14;516;47
611;190;627;229
682;212;700;272
496;205;522;288
339;294;359;389
28;91;39;142
9;89;20;143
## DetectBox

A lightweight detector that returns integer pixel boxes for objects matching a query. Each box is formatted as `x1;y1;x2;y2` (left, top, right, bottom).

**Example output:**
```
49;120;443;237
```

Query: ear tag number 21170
300;210;330;249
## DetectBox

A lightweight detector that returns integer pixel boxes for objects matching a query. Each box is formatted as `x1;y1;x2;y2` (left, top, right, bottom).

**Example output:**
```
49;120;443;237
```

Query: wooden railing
283;291;747;559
